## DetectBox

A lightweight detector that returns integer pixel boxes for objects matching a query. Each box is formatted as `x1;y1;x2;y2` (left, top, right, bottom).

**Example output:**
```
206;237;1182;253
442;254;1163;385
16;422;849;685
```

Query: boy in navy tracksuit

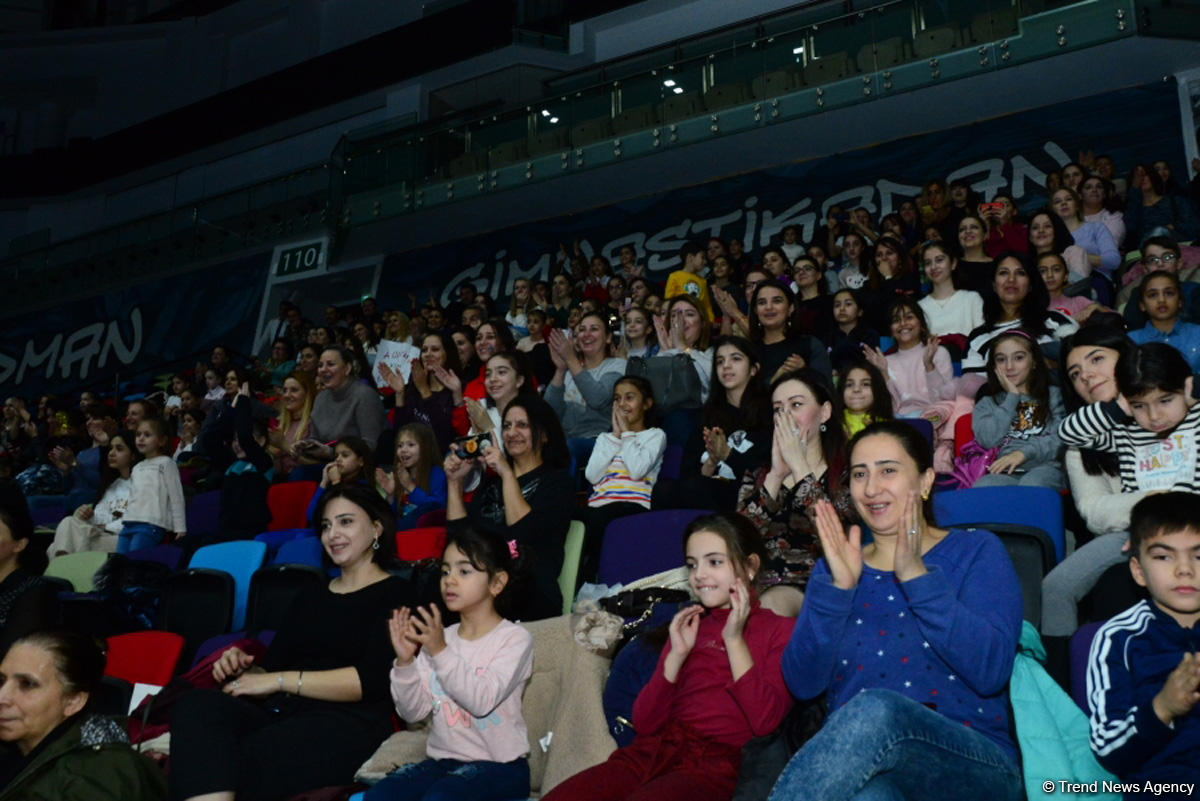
1087;491;1200;790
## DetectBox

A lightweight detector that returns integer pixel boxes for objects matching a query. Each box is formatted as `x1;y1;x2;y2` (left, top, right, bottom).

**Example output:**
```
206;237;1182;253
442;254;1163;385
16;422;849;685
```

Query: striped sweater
585;428;666;508
1057;400;1200;493
1086;600;1200;780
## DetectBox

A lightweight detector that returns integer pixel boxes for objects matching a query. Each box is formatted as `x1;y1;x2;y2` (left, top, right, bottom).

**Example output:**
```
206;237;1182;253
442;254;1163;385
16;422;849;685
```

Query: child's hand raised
722;578;751;643
1153;652;1200;725
668;604;703;656
389;608;419;666
407;605;447;657
376;467;396;498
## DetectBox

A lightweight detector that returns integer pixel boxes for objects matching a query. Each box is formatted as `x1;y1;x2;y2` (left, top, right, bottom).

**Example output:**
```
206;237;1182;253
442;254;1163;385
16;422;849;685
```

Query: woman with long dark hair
1040;324;1138;638
736;368;855;618
445;397;574;620
960;251;1079;376
655;336;772;511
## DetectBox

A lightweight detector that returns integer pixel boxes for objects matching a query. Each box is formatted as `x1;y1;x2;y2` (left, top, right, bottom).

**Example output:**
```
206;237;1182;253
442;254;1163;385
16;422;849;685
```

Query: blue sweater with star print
782;529;1023;759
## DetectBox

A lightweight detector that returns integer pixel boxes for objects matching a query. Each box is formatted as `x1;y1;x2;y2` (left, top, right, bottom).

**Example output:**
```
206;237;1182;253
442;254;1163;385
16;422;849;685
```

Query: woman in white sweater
1041;325;1139;637
916;240;984;342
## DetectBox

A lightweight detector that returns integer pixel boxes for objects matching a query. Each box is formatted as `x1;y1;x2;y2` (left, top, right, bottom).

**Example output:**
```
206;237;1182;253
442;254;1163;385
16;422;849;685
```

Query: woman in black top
654;336;771;512
748;281;832;384
445;396;573;620
169;484;413;801
0;484;56;658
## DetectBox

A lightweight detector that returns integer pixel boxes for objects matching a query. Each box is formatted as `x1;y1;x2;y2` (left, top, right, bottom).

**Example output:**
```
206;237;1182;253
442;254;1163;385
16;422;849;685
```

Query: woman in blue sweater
768;421;1023;801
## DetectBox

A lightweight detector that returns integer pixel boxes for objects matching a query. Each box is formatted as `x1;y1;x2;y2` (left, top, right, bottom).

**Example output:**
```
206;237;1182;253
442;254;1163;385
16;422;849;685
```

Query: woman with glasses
791;255;834;344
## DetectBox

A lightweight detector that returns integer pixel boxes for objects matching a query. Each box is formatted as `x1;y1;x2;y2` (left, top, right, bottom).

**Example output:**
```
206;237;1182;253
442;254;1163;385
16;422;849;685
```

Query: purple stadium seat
126;544;184;571
185;490;222;540
660;445;684;482
597;509;709;586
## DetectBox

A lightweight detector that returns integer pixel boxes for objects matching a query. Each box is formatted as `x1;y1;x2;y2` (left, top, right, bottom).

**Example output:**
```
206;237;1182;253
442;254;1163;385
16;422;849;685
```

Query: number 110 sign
273;239;327;277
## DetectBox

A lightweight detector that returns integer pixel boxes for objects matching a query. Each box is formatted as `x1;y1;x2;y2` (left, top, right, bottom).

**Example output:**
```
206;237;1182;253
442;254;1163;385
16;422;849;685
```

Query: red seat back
266;481;318;531
105;631;185;686
395;527;447;562
954;413;974;457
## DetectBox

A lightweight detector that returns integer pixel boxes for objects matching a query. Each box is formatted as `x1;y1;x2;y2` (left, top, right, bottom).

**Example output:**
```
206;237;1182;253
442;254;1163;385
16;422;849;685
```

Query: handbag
599;587;691;634
946;438;1005;489
626;354;703;413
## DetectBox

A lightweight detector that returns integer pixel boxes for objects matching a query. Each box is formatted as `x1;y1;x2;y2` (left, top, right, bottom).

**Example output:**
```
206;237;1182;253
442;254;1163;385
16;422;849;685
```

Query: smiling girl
864;298;953;420
839;360;893;438
581;376;666;580
543;512;793;801
378;422;446;530
970;332;1066;489
917;240;985;339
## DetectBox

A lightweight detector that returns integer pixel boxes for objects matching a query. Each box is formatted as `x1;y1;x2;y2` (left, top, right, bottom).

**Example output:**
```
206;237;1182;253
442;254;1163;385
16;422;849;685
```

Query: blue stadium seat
188;540;268;631
274;536;324;568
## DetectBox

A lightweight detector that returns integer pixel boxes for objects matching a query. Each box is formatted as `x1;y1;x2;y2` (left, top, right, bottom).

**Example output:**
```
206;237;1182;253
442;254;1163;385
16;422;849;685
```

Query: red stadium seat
266;481;318;531
105;630;185;687
395;527;447;562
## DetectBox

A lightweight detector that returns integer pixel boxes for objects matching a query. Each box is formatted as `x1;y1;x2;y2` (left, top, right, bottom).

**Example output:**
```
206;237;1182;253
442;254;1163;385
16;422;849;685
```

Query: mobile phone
452;432;493;459
978;202;1004;214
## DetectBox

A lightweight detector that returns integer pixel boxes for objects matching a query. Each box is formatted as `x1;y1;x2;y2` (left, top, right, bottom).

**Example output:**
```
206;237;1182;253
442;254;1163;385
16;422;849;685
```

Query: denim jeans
364;756;530;801
116;521;168;554
767;689;1022;801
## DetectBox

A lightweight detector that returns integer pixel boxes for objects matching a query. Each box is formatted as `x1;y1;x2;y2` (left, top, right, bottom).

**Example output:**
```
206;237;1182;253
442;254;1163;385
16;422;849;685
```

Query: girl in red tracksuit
542;512;793;801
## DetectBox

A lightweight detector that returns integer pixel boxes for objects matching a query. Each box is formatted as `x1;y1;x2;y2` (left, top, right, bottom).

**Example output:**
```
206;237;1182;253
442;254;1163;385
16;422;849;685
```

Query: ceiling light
541;109;551;117
672;87;684;94
663;79;676;87
549;117;559;124
793;46;804;54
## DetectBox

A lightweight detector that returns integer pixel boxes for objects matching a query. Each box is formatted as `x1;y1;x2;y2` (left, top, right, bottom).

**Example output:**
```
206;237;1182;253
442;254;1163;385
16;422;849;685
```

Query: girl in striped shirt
581;375;666;581
1058;342;1200;494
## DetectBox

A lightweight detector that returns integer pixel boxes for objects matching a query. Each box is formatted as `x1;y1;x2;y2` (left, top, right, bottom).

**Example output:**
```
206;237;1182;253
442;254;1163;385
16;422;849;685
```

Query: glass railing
5;0;1190;298
1;162;331;315
337;0;1146;219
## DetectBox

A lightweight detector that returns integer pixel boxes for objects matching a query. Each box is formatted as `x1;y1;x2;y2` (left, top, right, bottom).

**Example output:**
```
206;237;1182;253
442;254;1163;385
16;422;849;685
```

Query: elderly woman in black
0;631;166;800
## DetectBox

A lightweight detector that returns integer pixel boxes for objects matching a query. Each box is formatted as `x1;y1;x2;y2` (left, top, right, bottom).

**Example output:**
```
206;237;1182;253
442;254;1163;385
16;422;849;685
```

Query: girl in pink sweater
542;512;794;801
366;526;534;801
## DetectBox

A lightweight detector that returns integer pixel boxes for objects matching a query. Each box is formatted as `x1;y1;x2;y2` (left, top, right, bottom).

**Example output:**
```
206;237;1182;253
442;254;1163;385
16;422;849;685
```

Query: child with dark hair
542;512;793;801
1086;491;1200;785
971;331;1066;489
581;375;666;580
829;289;880;372
839;360;893;437
368;525;534;801
665;241;715;321
1129;271;1200;372
1059;341;1200;494
306;436;375;525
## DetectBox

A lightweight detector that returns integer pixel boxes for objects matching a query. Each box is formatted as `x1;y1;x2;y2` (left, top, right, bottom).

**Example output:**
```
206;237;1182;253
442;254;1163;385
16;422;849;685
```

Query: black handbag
599;587;691;635
626;354;704;413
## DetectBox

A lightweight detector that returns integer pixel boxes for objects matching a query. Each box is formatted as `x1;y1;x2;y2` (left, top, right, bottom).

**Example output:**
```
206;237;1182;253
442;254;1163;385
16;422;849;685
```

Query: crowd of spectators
0;150;1198;799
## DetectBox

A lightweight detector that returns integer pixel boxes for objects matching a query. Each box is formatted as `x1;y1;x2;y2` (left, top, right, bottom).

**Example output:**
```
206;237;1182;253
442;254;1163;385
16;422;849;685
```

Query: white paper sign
372;339;421;389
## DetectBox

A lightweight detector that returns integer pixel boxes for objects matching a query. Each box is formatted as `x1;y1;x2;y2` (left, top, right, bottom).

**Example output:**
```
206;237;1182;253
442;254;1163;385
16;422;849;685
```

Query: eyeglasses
794;264;818;274
1145;254;1179;267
